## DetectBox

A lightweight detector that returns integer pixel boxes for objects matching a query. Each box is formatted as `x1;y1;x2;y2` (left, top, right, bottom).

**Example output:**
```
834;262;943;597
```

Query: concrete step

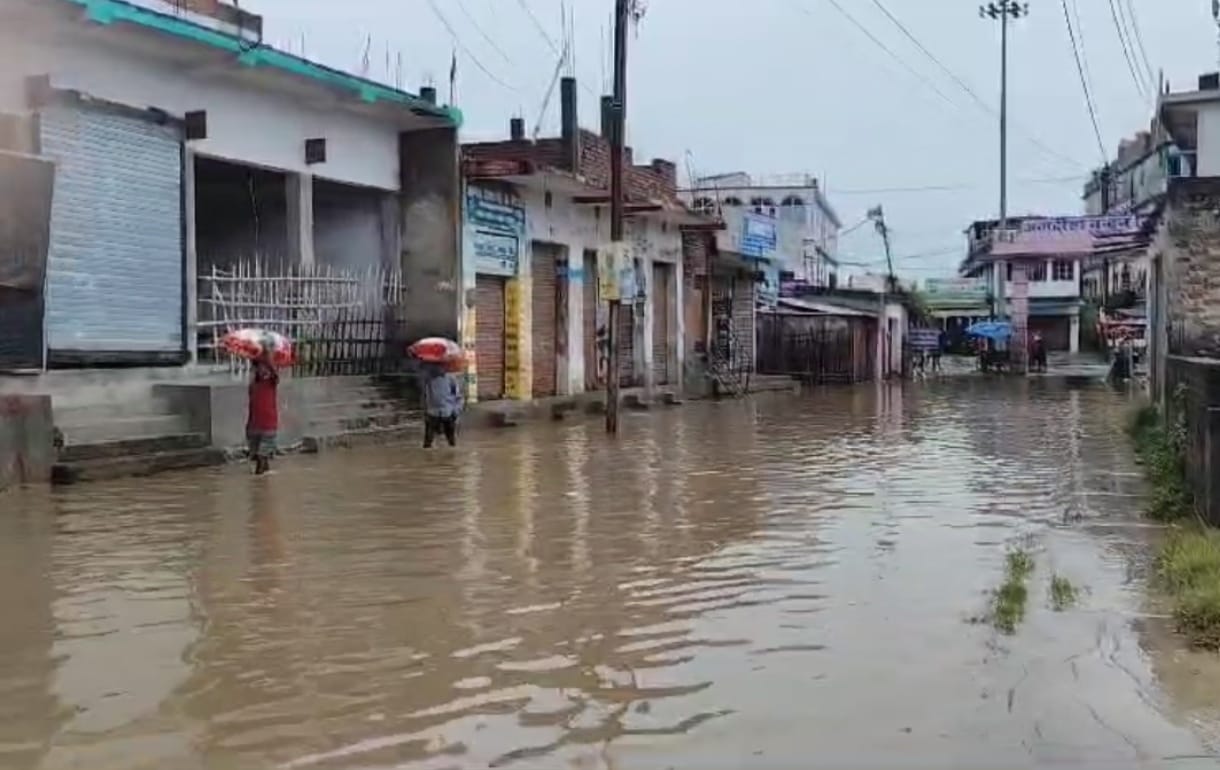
59;433;208;463
54;399;178;425
309;398;417;418
307;410;422;437
51;446;228;485
57;414;192;445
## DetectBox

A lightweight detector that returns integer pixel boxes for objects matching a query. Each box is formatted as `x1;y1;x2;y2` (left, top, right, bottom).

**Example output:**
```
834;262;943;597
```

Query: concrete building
960;218;1091;353
0;0;463;477
0;0;460;373
677;173;842;386
460;79;694;404
1080;127;1174;304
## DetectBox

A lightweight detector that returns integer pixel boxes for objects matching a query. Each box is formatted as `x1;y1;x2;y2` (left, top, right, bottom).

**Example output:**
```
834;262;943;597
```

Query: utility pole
605;0;630;434
868;205;894;378
979;1;1028;227
981;1;1029;371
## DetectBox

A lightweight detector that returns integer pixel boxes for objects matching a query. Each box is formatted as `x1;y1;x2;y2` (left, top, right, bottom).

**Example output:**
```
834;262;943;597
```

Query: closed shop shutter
732;276;756;368
1029;316;1071;351
40;105;183;359
531;244;559;397
619;303;637;386
710;274;732;360
476;276;506;400
583;250;601;391
652;262;671;384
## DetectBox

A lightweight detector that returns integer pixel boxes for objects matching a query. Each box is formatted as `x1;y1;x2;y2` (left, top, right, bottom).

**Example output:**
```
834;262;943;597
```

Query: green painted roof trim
70;0;463;126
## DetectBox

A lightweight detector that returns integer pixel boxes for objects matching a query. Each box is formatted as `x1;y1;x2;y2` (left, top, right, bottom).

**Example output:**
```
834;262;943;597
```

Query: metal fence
198;261;408;377
756;314;876;384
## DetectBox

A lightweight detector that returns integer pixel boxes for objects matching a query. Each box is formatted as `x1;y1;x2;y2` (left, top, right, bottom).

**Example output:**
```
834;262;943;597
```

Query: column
673;253;685;391
564;244;585;396
183;147;198;363
286;172;315;268
1070;314;1081;354
640;256;655;391
398;126;461;343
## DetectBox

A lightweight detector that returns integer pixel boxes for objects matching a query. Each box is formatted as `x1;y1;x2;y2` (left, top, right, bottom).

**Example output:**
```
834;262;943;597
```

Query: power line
800;0;961;110
806;0;1083;171
1107;0;1147;97
831;174;1087;195
516;0;561;55
425;0;519;92
1062;0;1108;161
455;0;516;67
1121;0;1156;86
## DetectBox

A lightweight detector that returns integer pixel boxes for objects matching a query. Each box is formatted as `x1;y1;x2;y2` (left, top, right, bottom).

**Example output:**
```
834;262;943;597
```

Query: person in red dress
247;352;279;475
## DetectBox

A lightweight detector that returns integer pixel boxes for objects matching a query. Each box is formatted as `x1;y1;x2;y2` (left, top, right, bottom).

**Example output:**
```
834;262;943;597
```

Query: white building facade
0;0;459;371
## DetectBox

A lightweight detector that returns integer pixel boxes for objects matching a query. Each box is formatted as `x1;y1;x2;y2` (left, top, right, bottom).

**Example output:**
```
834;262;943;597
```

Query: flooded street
5;379;1220;769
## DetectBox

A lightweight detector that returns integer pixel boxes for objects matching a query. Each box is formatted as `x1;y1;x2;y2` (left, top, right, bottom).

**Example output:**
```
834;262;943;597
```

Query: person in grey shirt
421;363;464;448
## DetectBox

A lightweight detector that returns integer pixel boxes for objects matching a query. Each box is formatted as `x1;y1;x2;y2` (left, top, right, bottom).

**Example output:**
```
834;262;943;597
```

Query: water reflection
1;380;1218;768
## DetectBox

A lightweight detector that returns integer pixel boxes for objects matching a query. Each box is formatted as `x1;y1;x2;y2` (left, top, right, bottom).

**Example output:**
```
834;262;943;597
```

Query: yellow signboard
598;242;628;302
504;278;527;399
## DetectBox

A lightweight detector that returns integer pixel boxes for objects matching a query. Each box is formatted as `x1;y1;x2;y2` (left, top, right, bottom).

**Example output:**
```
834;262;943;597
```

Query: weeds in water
1049;574;1077;611
1128;401;1192;522
992;547;1035;635
1156;529;1220;649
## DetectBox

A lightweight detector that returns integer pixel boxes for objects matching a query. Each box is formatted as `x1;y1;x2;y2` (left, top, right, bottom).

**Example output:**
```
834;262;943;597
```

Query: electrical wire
516;0;561;55
425;0;519;92
804;0;1083;171
455;0;516;67
1061;0;1108;162
1121;0;1156;87
1107;0;1148;97
799;0;960;111
830;174;1088;195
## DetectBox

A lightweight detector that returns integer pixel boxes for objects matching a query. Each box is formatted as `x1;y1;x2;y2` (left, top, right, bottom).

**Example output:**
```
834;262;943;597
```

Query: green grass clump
1049;574;1077;611
1157;529;1220;648
1128;404;1192;522
992;547;1035;635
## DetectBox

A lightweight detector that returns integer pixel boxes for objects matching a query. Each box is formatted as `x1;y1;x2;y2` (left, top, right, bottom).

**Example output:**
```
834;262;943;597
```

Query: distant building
680;173;842;376
960;217;1092;353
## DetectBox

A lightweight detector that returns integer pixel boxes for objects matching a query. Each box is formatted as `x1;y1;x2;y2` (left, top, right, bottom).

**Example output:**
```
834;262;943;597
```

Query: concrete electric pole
979;1;1028;228
605;0;632;434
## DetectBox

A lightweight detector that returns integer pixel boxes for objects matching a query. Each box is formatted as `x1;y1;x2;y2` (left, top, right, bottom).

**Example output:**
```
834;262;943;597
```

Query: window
1027;261;1047;282
722;196;743;207
1052;259;1074;281
691;196;716;214
780;195;806;207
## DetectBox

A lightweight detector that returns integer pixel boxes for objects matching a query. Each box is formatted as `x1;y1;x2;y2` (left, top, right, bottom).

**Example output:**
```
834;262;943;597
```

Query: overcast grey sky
244;0;1217;279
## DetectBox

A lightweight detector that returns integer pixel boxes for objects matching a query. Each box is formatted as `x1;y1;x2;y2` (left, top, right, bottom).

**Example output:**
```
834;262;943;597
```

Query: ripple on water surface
2;378;1219;769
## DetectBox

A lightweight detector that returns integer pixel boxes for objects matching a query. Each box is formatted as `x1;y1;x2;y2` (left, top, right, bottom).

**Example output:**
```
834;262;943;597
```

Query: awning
776;297;873;317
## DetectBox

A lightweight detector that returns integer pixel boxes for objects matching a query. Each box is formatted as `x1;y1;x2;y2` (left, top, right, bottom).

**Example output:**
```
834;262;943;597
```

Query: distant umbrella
965;321;1013;341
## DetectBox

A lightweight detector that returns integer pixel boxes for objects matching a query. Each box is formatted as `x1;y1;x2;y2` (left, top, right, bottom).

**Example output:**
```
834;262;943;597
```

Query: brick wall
1164;178;1220;357
464;138;569;173
1166;356;1220;525
468;128;678;203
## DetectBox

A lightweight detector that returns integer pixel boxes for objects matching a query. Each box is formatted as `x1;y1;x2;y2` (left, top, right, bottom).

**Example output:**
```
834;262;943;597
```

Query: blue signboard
740;213;777;259
466;191;525;276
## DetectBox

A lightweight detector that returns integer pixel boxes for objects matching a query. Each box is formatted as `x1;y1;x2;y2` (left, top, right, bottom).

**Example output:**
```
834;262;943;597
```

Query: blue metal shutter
40;106;182;353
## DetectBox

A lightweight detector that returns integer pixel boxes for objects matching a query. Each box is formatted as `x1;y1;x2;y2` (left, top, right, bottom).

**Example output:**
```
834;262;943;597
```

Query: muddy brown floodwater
4;378;1220;769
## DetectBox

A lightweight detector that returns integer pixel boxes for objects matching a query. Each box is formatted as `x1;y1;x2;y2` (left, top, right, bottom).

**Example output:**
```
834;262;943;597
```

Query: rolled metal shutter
732;276;755;369
40;105;183;356
583;250;601;391
531;244;558;397
618;303;636;387
476;276;505;400
651;262;671;385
